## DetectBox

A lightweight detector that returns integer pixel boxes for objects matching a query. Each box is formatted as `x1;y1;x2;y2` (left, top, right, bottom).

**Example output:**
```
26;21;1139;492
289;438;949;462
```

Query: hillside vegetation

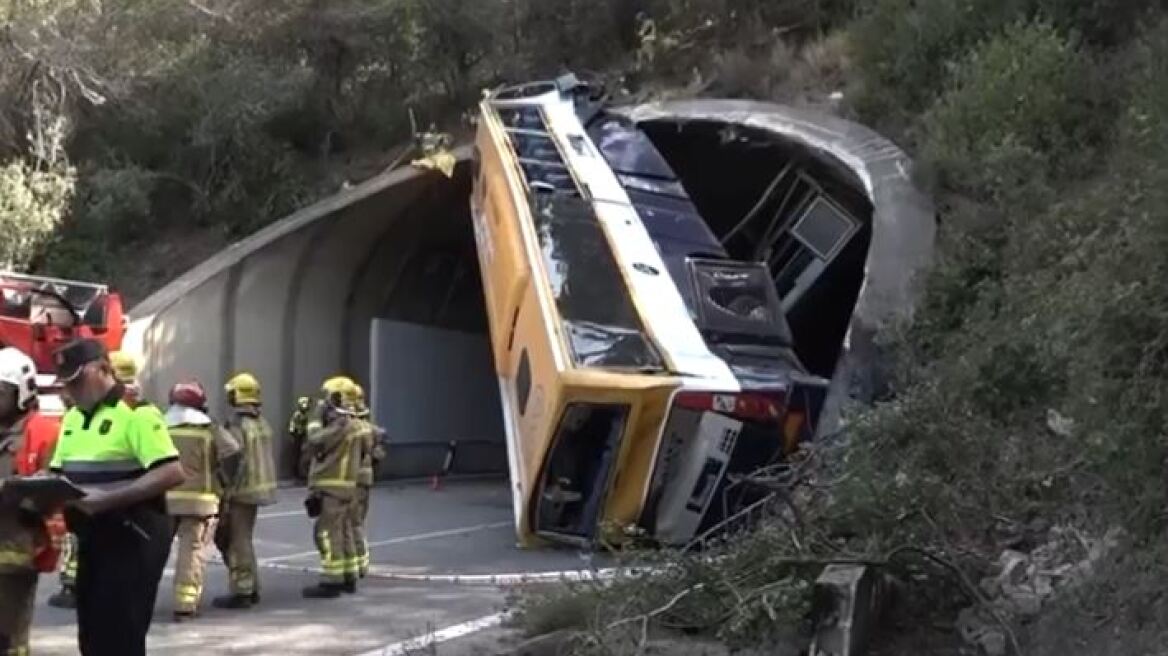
3;1;1167;652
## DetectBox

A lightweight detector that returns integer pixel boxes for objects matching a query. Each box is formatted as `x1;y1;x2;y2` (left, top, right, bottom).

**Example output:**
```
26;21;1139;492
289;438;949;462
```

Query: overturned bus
471;75;836;548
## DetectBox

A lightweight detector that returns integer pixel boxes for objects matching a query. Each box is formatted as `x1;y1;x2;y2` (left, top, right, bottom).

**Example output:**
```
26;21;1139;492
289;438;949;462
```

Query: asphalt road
31;480;602;655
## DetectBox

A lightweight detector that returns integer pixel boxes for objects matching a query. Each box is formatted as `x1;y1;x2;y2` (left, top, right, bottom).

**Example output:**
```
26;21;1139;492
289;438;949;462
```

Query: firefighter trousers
58;533;77;589
173;516;215;614
225;502;259;597
75;507;173;656
353;486;371;576
313;494;356;586
0;570;36;656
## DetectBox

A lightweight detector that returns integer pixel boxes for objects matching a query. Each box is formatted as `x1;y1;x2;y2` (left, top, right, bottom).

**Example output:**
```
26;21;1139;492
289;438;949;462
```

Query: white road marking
257;509;308;519
355;611;510;656
257;559;656;586
257;521;512;564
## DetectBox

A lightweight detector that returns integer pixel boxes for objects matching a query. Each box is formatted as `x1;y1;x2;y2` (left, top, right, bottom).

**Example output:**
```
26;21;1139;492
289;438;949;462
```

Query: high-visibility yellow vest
226;410;277;506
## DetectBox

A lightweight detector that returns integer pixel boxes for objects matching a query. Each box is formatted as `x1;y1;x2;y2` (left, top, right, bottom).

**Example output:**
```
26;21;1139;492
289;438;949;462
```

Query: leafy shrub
850;0;1028;128
0;160;75;270
75;165;156;243
919;20;1111;201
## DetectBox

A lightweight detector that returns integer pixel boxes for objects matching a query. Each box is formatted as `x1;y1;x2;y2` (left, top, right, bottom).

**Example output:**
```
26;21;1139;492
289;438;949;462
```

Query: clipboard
2;475;87;508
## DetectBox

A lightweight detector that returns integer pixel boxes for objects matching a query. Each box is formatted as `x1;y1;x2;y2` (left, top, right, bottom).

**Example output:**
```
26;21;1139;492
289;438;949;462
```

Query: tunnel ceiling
126;100;934;480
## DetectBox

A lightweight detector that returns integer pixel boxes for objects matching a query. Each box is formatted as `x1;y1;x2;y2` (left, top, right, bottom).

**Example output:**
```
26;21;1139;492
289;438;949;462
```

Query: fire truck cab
0;272;126;378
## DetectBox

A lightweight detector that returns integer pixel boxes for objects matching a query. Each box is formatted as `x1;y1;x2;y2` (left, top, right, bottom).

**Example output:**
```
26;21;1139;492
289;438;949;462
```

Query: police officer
49;338;185;656
49;349;144;610
287;396;312;483
212;372;277;610
352;384;386;579
0;346;63;655
303;378;370;598
165;380;241;621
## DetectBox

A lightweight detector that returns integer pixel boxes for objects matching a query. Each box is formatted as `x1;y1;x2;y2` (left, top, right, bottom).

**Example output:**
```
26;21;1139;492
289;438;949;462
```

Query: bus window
530;191;663;371
535;402;629;540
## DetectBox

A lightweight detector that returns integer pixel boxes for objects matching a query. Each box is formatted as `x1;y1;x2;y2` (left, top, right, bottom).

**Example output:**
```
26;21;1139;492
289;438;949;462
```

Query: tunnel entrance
640;119;873;380
362;175;508;480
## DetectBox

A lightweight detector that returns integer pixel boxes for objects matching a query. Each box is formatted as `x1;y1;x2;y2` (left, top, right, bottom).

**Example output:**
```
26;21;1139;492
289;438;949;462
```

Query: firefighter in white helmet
0;346;65;654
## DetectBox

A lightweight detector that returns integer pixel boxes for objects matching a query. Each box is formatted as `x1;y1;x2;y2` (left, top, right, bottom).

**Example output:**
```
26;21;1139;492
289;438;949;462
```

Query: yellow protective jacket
308;415;370;500
288;402;310;441
225;407;277;506
357;423;386;488
0;416;38;573
165;406;241;516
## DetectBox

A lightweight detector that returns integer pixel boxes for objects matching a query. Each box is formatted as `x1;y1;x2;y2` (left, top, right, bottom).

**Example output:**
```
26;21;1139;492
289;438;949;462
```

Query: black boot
47;587;76;610
250;592;261;605
211;594;254;610
302;583;342;599
342;576;357;594
172;610;198;623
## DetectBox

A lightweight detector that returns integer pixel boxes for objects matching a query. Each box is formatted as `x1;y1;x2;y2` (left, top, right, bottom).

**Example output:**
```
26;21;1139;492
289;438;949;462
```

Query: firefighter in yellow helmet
303;378;371;598
212;372;277;610
287;396;312;483
108;351;141;404
351;384;386;578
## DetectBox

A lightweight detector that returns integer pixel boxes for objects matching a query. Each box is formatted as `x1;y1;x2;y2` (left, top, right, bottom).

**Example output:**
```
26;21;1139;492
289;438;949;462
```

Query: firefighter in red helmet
164;379;240;621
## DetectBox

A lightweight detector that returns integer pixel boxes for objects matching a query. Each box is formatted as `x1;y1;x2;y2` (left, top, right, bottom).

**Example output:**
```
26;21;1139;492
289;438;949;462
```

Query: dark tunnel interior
640;119;873;379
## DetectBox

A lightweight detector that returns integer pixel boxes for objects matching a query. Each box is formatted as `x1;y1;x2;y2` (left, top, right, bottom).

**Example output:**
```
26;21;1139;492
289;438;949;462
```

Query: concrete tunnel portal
124;99;935;484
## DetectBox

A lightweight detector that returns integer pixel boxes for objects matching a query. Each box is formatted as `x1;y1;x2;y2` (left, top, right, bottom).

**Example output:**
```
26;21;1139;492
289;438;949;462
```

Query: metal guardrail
377;438;506;479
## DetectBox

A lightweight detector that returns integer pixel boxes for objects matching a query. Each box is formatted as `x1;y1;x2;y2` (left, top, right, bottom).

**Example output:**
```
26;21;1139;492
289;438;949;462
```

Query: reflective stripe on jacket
166;406;241;516
308;418;370;499
226;408;277;506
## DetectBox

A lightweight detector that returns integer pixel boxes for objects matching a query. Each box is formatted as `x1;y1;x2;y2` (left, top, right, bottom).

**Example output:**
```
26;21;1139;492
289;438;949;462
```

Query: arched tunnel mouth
357;115;872;480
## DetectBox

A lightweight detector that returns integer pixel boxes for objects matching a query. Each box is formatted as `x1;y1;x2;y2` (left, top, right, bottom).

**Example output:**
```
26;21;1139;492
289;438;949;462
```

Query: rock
998;550;1030;585
810;564;887;656
1045;409;1075;437
1033;574;1055;598
1000;585;1043;617
978;629;1008;656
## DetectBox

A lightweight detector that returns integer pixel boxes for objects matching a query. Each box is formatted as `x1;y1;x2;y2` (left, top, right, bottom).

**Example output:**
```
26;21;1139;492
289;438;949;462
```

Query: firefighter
212;372;277;610
0;346;65;655
48;350;144;610
352;384;386;579
49;338;185;656
287;396;312;483
109;350;142;405
302;378;370;598
165;380;241;622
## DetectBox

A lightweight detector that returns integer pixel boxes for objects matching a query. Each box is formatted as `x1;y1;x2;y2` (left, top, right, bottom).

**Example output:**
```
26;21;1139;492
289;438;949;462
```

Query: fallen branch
606;583;705;654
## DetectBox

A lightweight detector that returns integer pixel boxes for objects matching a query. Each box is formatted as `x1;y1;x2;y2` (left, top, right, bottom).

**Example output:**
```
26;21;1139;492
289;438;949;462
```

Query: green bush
850;0;1028;129
0;160;75;270
919;20;1110;201
75;166;157;243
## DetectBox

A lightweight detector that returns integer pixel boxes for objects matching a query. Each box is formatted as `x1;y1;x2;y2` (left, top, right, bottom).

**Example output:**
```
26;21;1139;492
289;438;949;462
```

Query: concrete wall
126;153;482;479
369;319;505;478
